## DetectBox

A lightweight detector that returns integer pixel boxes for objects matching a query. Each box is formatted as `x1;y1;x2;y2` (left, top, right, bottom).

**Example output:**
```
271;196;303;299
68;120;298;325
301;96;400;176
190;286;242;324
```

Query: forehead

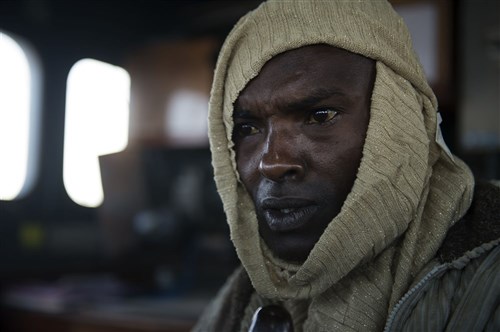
235;44;374;108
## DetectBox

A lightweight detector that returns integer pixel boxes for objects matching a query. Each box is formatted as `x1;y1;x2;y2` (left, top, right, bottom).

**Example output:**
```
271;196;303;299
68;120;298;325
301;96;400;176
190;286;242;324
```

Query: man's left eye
306;108;338;124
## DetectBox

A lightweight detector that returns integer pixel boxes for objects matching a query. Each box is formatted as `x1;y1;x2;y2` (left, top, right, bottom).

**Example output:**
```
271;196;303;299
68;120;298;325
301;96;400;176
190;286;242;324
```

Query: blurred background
0;0;498;331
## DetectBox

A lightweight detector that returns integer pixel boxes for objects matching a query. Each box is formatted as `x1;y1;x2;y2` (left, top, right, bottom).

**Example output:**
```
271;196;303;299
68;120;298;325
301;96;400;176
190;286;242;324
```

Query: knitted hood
208;0;474;329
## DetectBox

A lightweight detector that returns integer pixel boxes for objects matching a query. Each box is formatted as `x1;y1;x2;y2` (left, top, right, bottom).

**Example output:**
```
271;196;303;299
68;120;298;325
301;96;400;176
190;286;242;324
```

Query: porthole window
0;31;41;201
63;59;130;208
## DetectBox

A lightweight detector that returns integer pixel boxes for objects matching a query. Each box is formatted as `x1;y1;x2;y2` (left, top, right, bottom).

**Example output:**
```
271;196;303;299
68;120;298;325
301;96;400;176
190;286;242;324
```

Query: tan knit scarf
208;0;474;330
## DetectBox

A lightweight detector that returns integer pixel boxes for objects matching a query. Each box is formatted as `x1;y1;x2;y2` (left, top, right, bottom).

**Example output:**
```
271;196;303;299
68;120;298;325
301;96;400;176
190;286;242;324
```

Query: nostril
258;159;305;182
259;128;305;182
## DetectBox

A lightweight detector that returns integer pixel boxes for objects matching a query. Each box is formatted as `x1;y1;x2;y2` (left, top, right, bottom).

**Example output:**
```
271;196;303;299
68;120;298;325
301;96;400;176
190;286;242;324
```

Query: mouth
260;197;319;232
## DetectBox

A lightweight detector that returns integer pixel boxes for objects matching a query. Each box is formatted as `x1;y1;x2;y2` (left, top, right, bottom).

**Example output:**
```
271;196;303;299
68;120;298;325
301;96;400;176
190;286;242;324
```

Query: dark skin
233;45;375;263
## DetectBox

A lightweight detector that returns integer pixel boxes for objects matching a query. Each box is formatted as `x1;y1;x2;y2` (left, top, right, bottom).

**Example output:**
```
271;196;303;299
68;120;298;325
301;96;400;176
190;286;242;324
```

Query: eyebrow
284;87;344;111
233;109;254;119
234;87;344;118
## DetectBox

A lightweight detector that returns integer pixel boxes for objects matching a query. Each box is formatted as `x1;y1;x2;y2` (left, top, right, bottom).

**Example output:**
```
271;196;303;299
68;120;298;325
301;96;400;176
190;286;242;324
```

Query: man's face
233;45;375;262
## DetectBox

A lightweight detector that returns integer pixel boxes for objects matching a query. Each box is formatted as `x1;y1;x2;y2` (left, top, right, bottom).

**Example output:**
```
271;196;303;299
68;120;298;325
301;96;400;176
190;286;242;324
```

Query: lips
260;197;319;232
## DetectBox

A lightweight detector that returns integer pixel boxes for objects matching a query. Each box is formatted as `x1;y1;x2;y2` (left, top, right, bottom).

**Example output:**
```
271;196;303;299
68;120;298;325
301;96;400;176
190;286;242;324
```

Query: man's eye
307;108;338;124
234;124;259;137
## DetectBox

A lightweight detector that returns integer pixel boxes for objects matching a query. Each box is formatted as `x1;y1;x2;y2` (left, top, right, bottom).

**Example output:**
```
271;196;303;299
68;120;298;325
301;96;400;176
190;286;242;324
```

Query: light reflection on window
64;59;130;208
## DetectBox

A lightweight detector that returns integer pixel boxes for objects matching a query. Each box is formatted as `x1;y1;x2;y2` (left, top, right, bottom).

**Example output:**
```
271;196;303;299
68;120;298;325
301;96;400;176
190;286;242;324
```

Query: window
0;31;40;201
64;59;130;208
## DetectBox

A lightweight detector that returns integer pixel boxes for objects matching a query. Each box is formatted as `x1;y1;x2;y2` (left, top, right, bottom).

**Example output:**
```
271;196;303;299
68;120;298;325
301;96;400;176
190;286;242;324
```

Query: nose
258;126;305;182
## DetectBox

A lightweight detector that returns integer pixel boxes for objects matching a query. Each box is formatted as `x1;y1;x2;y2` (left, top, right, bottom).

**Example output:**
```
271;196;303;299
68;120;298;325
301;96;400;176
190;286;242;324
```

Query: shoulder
438;180;500;263
386;244;500;331
193;266;253;332
385;181;500;331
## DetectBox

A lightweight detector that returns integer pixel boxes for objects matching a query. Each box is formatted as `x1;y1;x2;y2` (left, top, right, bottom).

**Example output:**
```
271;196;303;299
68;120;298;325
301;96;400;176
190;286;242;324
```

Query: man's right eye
234;123;259;137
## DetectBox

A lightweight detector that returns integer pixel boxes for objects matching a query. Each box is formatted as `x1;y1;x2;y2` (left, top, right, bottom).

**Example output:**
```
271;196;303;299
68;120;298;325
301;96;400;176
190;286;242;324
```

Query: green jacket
385;181;500;331
194;182;500;331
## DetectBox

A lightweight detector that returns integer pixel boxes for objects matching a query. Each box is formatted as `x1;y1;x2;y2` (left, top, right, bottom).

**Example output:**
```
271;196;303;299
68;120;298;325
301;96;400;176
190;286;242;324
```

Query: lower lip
263;205;319;232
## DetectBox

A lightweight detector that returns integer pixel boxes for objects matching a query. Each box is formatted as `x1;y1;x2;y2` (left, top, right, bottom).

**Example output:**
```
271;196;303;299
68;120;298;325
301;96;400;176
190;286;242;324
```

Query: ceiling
0;0;262;63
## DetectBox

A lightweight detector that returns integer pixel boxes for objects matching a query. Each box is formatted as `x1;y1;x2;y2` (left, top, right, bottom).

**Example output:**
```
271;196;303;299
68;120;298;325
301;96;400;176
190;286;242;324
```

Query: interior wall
459;0;500;151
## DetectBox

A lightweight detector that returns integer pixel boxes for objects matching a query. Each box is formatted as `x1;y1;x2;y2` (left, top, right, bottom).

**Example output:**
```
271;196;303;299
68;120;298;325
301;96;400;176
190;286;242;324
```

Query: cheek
235;145;261;192
312;133;365;182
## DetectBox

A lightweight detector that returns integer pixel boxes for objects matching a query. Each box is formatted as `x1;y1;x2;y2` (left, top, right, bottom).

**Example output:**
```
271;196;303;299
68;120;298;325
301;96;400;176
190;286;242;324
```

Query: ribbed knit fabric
207;0;475;330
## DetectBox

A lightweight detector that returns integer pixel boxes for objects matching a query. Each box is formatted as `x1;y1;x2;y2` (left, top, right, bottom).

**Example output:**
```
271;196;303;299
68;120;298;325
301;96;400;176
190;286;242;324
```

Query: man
195;0;500;331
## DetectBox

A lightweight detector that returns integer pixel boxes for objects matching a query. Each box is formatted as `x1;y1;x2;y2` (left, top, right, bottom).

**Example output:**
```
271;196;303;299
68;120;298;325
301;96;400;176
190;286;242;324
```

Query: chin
264;234;316;263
